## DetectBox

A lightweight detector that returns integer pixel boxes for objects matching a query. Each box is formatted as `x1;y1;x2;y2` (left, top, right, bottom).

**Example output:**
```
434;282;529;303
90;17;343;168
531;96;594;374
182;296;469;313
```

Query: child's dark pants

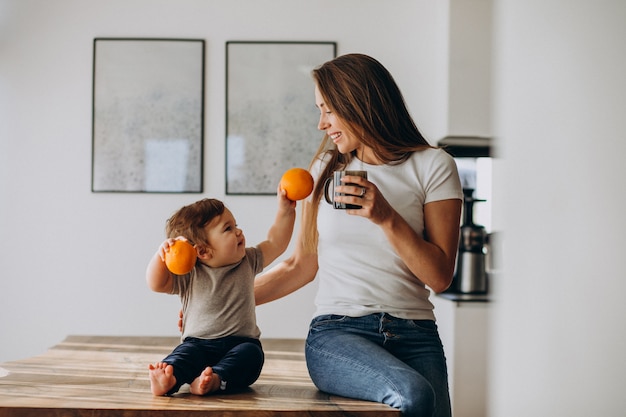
162;336;264;395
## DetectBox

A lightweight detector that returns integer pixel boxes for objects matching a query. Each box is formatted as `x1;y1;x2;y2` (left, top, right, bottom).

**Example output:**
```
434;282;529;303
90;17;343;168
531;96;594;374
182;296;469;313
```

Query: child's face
202;208;246;267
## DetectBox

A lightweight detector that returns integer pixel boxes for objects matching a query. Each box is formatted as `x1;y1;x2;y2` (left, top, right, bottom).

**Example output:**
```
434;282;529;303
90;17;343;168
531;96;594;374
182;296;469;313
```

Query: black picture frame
92;38;205;193
225;41;337;195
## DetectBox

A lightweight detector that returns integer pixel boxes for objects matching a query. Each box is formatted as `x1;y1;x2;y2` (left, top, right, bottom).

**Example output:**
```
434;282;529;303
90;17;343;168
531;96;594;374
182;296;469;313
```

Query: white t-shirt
312;148;462;321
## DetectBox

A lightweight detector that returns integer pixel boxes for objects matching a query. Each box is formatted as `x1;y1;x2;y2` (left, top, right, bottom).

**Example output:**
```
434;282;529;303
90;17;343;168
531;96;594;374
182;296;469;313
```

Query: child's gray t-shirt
171;246;264;340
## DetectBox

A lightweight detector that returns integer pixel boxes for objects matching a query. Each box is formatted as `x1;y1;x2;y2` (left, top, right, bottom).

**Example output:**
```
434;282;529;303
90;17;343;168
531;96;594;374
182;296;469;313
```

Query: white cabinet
431;294;489;417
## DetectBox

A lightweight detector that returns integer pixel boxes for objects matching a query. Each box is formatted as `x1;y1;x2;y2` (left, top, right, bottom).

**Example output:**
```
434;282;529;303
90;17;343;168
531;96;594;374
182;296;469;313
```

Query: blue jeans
305;313;451;417
162;336;264;395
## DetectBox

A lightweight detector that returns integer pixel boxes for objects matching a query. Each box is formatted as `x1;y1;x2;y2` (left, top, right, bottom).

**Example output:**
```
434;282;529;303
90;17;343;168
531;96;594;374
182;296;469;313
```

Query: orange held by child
164;239;197;275
279;168;314;201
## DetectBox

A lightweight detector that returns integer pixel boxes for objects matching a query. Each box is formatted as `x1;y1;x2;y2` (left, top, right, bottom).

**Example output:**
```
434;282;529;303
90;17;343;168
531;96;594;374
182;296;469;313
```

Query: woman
256;53;462;417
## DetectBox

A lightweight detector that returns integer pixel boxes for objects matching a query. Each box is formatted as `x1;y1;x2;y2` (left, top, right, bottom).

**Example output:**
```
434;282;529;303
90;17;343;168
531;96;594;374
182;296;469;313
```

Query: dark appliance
450;188;488;294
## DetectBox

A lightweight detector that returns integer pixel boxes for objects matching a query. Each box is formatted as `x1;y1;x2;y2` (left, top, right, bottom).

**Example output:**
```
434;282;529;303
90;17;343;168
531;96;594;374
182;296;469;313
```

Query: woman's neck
357;146;381;165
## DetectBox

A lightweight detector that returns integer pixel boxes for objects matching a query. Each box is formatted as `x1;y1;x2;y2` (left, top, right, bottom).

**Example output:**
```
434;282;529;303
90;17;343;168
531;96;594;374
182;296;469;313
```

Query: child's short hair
165;198;225;248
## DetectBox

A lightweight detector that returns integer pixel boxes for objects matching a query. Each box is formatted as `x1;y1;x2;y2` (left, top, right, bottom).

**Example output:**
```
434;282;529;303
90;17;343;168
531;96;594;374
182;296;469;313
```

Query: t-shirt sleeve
424;150;463;204
248;246;265;274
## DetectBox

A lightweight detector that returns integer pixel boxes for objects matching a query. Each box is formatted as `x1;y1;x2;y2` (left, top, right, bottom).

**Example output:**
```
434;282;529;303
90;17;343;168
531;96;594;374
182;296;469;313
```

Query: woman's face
315;85;363;156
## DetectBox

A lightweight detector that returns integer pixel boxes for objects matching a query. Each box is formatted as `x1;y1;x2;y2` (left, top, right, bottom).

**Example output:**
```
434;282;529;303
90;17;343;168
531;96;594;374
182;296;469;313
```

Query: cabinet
431;294;489;417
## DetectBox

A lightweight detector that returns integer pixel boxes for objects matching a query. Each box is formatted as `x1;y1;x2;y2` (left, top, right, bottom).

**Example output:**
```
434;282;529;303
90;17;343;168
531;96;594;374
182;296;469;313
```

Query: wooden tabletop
0;335;398;416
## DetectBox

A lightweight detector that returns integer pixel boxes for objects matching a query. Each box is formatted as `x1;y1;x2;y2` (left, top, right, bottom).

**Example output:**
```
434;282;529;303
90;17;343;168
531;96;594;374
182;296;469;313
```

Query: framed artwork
225;41;337;195
92;38;205;193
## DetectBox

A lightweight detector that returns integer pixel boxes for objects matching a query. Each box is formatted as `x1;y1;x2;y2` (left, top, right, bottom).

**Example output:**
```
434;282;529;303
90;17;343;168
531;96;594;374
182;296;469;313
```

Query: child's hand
277;186;297;211
157;236;190;262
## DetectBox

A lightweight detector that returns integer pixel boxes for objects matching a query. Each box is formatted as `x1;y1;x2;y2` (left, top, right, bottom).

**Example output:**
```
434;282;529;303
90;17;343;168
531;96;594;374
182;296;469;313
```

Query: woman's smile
329;132;342;143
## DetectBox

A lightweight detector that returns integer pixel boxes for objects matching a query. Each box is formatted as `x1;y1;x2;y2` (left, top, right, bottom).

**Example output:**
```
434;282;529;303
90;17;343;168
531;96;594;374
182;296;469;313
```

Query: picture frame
92;38;205;193
225;41;337;195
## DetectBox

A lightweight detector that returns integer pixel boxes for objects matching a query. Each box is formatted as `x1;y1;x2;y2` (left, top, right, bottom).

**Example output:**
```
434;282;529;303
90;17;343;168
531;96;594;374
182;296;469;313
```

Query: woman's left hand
335;175;394;225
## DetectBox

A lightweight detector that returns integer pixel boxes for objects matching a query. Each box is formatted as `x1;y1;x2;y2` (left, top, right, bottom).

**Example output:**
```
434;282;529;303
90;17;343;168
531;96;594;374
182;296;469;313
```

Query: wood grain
0;336;398;416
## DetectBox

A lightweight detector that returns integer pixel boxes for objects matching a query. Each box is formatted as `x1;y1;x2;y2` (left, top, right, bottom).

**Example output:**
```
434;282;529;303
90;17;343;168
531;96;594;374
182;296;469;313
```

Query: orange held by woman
280;168;314;201
165;240;197;275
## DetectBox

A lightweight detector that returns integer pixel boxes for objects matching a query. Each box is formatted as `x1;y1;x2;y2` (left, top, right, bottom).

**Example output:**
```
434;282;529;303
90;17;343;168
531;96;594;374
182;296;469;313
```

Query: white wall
0;0;449;362
448;0;492;137
489;0;626;415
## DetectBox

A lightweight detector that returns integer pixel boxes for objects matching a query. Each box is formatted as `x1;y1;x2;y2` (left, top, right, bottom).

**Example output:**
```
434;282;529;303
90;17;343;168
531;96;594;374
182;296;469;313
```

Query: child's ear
196;245;213;261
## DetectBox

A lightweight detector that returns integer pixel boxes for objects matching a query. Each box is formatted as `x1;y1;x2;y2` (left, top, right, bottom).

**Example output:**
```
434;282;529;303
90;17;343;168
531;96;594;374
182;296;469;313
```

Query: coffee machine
450;188;488;294
437;135;492;295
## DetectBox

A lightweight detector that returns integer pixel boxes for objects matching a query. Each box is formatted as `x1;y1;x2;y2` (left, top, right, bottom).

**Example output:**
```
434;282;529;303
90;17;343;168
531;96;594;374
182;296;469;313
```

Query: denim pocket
408;319;438;332
309;314;348;330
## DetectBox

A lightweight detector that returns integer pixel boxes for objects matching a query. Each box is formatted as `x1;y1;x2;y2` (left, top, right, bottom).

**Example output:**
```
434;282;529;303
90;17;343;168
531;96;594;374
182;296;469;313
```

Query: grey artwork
226;42;336;194
92;38;204;193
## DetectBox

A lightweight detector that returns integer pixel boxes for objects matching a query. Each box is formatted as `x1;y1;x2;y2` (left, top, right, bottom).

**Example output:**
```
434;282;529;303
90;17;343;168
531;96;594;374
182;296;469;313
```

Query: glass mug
323;170;368;209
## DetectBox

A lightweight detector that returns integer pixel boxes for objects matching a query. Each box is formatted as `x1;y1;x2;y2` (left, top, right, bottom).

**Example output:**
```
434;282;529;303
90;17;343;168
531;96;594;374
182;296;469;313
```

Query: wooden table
0;335;398;416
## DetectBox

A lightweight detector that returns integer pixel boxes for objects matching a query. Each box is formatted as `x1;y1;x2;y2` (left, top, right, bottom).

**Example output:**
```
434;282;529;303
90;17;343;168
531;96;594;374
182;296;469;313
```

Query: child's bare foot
189;366;221;395
148;362;176;396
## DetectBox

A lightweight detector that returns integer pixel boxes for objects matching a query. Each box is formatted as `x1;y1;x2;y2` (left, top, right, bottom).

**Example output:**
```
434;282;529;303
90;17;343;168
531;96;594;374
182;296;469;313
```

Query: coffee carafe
451;188;488;294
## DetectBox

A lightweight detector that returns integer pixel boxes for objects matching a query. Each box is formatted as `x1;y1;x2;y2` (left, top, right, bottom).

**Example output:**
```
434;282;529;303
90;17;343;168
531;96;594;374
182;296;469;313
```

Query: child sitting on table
146;193;295;396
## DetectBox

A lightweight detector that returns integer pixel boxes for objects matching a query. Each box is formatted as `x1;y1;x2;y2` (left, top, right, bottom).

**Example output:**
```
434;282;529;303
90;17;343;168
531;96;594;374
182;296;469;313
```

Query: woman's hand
334;175;393;224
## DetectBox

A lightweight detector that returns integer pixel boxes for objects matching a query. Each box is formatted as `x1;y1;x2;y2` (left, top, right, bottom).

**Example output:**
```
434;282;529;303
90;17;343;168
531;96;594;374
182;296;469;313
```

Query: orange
165;240;197;275
280;168;314;201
